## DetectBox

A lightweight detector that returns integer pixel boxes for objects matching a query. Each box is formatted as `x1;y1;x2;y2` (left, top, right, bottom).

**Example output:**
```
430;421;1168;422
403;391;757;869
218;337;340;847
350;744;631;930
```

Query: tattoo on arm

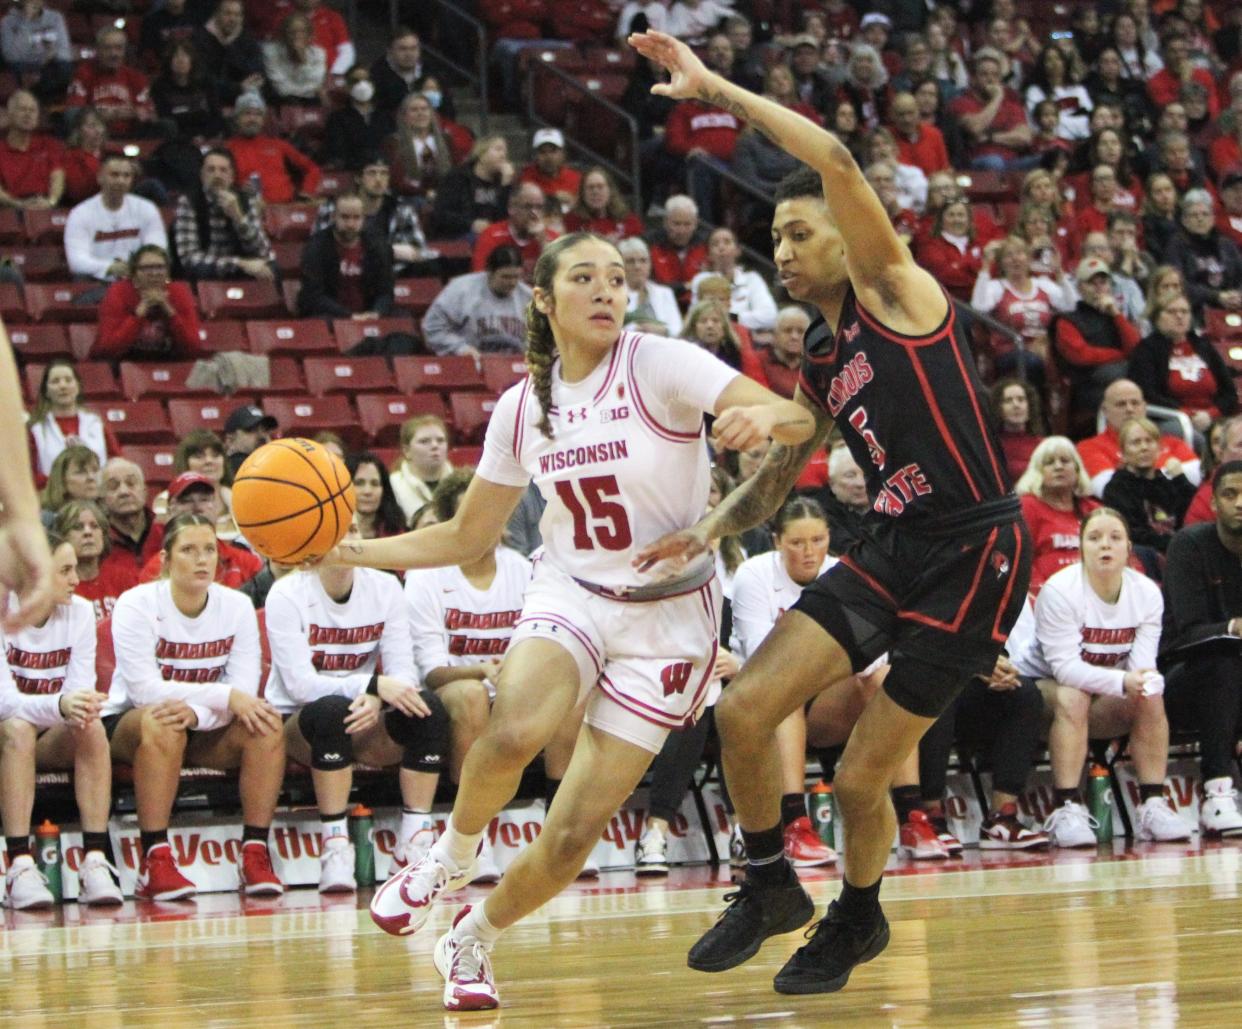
343;542;364;555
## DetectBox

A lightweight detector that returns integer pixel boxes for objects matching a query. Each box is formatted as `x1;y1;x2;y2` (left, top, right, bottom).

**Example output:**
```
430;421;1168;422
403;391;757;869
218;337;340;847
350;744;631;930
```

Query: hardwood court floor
3;843;1242;1028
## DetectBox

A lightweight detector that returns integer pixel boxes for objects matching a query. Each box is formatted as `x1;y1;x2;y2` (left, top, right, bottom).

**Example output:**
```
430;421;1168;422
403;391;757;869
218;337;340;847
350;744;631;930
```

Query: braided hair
525;231;620;440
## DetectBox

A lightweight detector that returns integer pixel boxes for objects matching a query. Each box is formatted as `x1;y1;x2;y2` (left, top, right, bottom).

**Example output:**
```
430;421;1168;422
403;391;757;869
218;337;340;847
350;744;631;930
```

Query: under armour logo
565;406;588;423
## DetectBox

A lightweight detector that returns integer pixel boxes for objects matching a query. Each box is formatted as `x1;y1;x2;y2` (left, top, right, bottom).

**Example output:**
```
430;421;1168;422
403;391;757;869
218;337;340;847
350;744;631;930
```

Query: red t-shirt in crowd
1077;426;1197;481
226;134;322;204
663;101;742;161
752;346;801;400
649;241;708;291
1020;492;1100;594
1183;480;1213;525
472;220;559;274
563;211;643;241
0;134;64;200
947;87;1030;161
337;241;366;313
75;562;139;621
895;124;951;175
66;64;155;136
1166;339;1220;415
519;163;582;201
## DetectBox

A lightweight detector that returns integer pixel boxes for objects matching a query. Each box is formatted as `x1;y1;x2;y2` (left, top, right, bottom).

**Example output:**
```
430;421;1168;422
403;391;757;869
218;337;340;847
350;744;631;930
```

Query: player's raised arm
629;30;944;331
325;475;525;571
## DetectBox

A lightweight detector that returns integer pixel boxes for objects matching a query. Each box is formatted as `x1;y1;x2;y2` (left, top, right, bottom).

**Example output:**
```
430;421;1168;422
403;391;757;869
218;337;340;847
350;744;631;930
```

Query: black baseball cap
224;404;277;434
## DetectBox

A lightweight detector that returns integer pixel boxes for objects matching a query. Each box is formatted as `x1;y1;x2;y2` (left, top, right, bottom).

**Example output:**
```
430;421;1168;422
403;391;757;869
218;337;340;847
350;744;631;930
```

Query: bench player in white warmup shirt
323;232;814;1012
1008;507;1192;846
1;532;122;909
266;520;450;894
404;469;533;883
104;514;285;900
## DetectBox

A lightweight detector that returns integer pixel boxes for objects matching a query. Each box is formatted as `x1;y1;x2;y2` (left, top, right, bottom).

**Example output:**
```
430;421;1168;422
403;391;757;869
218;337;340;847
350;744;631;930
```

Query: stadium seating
245;319;336;356
261;395;367;449
0;283;24;321
98;399;172;444
6;324;72;361
303;356;394;396
479;355;529;395
265;204;319;242
168;397;256;438
22;208;69;244
125;443;179;487
331;317;421;353
356;392;448;446
196;280;287;320
392;278;443;317
195;320;249;353
24;282;98;322
22;361;120;402
0;207;22;243
394;355;488;394
119;360;214;401
8;246;68;281
448;445;483;467
448;392;499;445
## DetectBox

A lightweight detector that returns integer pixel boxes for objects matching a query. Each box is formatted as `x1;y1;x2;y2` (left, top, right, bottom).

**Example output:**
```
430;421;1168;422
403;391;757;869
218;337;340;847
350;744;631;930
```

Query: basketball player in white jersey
265;519;450;894
1;531;122;909
404;468;532;883
104;514;285;901
320;232;814;1011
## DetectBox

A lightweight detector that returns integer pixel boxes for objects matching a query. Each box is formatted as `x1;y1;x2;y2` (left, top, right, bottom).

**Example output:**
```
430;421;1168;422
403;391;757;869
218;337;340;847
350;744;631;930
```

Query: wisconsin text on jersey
537;439;630;474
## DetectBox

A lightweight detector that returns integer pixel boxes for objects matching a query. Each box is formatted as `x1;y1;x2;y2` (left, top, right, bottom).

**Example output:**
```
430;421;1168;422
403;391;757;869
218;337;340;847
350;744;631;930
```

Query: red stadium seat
125;444;179;488
394;355;486;394
168;397;255;438
271;241;304;277
331;317;420;353
1204;308;1242;341
265;204;319;242
6;324;71;360
582;46;636;74
0;208;22;243
479;355;528;395
99;400;172;444
266;355;309;394
1211;337;1242;376
356;392;448;446
196;280;286;320
22;208;69;244
119;361;213;400
245;318;336;356
448;445;483;467
24;282;98;322
392;278;442;317
261;395;366;449
958;170;1022;202
196;320;248;352
318;171;355;196
6;246;67;281
0;283;24;321
448;391;498;445
304;356;393;396
68;323;98;359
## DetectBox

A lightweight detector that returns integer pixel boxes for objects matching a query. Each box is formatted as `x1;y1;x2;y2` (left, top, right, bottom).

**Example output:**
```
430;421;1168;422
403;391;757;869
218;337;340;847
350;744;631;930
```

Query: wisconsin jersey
404;546;531;683
799;287;1012;523
1;596;96;728
478;331;738;589
264;568;417;713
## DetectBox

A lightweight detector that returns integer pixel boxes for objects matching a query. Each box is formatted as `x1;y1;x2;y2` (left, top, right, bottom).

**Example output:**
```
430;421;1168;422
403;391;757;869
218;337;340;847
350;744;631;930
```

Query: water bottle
248;172;262;198
809;782;836;848
34;820;63;902
349;805;375;886
1087;765;1113;844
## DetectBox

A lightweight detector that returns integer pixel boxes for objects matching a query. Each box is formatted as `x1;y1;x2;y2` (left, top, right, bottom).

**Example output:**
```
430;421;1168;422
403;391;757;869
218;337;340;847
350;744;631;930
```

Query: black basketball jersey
799;286;1012;524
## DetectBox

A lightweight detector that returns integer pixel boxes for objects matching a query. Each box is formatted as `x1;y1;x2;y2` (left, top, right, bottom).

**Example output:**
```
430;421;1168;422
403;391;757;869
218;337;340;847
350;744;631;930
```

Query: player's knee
297;694;354;771
441;679;490;729
485;717;546;767
139;709;187;753
1052;686;1089;726
833;759;886;815
714;689;755;745
2;718;36;757
538;818;599;869
385;692;449;773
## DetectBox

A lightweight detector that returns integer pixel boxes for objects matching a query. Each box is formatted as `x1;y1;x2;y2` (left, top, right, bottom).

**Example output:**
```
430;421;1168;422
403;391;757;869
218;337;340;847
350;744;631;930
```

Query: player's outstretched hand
0;518;54;633
628;30;709;100
632;526;710;575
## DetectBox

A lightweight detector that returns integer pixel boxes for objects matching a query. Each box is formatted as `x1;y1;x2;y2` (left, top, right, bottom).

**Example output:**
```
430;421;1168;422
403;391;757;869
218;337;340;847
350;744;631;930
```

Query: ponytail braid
525;297;557;439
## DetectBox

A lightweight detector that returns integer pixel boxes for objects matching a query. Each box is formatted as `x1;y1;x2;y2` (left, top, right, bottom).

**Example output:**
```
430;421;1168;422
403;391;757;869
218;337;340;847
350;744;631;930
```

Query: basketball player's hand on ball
229;690;282;736
632;525;710;575
713;405;781;452
376;676;433;719
628;30;709;100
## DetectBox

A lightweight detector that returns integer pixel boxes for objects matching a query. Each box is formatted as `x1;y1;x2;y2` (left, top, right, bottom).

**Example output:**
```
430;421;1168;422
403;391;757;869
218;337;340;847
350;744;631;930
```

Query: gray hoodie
422;271;532;356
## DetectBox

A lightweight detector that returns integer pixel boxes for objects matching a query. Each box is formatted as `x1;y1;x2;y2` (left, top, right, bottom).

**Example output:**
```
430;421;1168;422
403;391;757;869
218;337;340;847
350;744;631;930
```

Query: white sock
321;814;348;845
435;816;484;870
453;903;503;950
400;807;433;841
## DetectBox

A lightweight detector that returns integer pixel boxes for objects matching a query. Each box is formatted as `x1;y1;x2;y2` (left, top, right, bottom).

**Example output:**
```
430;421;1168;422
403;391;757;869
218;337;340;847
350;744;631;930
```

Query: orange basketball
232;438;357;563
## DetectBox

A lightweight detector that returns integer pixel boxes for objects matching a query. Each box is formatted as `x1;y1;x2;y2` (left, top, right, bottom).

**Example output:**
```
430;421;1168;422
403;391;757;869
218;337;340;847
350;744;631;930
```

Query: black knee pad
882;651;973;720
385;689;450;773
297;694;354;771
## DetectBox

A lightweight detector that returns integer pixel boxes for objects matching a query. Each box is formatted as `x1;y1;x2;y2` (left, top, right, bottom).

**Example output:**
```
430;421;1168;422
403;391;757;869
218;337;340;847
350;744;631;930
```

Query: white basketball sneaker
4;855;54;910
1136;796;1193;842
318;837;356;894
1200;777;1242;837
434;906;500;1012
370;843;477;937
470;836;501;885
78;851;124;906
1043;800;1099;848
390;817;436;878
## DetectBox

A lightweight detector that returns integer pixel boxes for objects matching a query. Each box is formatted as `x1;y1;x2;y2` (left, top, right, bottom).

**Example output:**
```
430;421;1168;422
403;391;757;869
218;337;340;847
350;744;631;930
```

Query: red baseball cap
168;472;216;500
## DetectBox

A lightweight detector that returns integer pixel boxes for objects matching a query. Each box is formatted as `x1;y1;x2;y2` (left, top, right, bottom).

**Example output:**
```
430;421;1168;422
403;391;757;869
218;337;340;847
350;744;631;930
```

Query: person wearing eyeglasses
94;244;204;360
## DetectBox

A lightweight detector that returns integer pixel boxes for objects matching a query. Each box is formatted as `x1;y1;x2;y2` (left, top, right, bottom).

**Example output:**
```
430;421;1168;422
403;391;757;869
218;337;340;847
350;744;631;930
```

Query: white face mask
423;90;442;110
350;80;375;103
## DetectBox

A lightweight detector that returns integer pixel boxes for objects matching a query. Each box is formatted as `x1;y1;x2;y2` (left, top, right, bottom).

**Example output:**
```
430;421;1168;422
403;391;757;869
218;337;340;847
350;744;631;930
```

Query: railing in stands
684;153;777;280
391;0;490;135
525;60;642;204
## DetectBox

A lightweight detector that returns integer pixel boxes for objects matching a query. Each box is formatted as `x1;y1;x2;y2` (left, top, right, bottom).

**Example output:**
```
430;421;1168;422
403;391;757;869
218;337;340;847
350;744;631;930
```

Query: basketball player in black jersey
630;30;1032;995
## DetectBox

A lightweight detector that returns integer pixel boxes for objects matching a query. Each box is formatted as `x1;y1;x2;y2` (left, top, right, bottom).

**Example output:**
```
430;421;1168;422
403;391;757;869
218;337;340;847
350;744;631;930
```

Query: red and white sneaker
433;906;500;1012
238;841;284;897
979;804;1050;850
899;810;950;860
370;845;477;937
782;815;838;867
135;842;196;901
927;812;963;856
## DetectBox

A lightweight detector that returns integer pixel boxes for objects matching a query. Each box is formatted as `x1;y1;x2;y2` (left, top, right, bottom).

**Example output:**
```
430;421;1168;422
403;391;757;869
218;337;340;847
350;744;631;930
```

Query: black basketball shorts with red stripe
791;497;1032;718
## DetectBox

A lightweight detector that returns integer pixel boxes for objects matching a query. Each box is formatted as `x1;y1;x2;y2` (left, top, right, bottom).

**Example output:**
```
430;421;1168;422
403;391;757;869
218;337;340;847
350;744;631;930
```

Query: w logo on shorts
659;661;694;697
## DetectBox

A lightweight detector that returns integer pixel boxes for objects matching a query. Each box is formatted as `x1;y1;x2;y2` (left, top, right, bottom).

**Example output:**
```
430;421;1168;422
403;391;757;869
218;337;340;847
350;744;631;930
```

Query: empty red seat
99;400;172;444
394;355;485;394
304;356;393;396
23;208;69;244
24;282;98;322
245;319;335;356
318;171;355;196
331;317;420;353
7;246;67;281
356;392;448;445
0;283;24;321
266;355;309;394
6;324;71;360
119;361;212;401
448;445;483;467
195;320;248;352
1211;337;1242;376
261;395;366;449
197;280;286;320
124;444;178;487
1205;307;1242;340
392;278;442;317
448;392;498;445
479;355;528;395
265;204;319;242
168;397;253;438
271;241;304;277
67;323;98;359
0;208;22;243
